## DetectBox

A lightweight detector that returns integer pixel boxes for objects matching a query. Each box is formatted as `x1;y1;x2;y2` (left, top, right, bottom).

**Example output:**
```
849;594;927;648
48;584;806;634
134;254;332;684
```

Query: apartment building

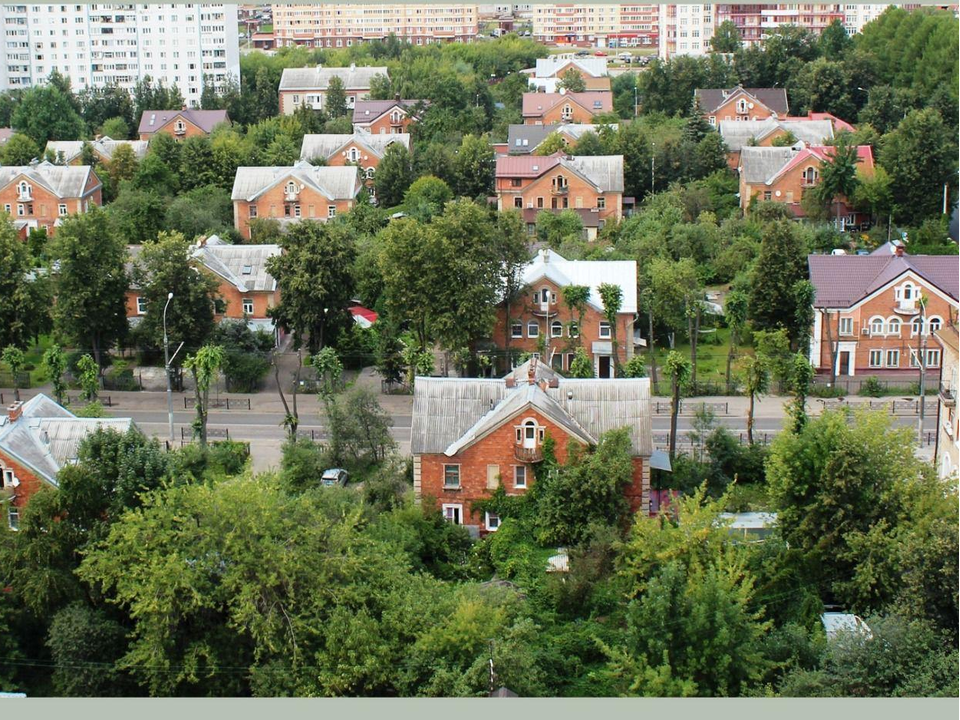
278;64;387;116
272;4;479;48
716;4;844;45
531;4;659;48
0;4;240;104
658;3;716;58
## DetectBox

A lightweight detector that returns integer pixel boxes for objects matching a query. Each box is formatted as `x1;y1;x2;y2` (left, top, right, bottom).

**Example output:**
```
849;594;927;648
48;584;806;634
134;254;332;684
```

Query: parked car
576;50;589;57
594;51;607;57
321;468;349;487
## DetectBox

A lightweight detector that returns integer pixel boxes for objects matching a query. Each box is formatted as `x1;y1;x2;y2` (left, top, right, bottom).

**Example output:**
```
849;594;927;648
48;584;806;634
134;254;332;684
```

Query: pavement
2;371;940;474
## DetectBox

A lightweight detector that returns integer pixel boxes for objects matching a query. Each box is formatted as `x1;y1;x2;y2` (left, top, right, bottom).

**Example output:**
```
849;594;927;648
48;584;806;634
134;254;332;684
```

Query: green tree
178;136;217;191
561;284;590;349
597;283;623;376
183;344;224;447
48;207;128;366
818;19;852;60
534;131;568;156
556;67;586;93
1;346;25;402
76;354;99;402
326;75;349;119
665;351;691;460
0;133;40;165
46;602;130;696
11;85;85;145
740;354;768;445
567;346;593;378
787;352;815;434
724;288;748;394
815;136;860;227
454;134;495;199
107;188;169;243
403;175;453;220
324;386;396;469
747;220;808;347
99;116;130;140
374;142;414;208
251;66;278;122
710;21;742;53
43;344;67;405
0;220;50;350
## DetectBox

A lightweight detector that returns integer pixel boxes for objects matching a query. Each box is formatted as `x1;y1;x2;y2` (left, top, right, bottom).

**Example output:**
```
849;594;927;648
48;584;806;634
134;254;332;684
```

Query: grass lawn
645;326;752;392
21;335;55;386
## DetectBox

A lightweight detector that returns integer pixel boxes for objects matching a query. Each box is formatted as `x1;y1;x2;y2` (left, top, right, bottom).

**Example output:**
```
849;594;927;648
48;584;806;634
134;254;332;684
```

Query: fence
653;400;730;416
0;371;31;390
183;396;251;411
66;394;114;407
295;428;328;448
652;430;774;450
816;398;927;416
810;376;938;396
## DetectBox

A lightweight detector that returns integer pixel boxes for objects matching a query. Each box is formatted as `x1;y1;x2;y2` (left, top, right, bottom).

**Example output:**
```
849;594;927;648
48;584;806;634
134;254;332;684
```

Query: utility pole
917;297;928;446
633;84;638;117
650;142;655;194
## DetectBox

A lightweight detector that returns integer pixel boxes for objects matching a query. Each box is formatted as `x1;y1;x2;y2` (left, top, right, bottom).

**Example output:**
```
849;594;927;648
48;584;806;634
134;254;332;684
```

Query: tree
48;207;128;366
880;108;957;226
133;232;220;355
403;175;453;220
107;188;170;243
851;165;893;227
183;344;224;447
740;354;768;445
76;354;99;402
0;133;40;165
46;602;130;696
178;136;217;192
267;221;356;354
567;347;593;378
710;21;742;53
374;142;414;208
454;134;495;199
251;66;278;122
107;143;139;189
818;19;852;60
815;136;860;228
665;351;691;461
324;386;396;469
43;344;67;406
326;76;348;118
496;210;532;366
787;352;814;434
534;132;568;156
597;283;623;376
556;68;586;93
0;221;50;350
99;116;130;140
724;289;748;394
164;185;234;238
11;85;85;145
561;285;590;349
747;220;809;348
1;346;25;402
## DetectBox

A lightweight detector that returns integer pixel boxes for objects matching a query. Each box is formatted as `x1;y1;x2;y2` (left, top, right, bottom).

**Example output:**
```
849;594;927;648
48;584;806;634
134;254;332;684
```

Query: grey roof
533;57;608;79
194;243;281;293
719;118;833;152
410;372;653;457
695;86;789;115
231;161;361;202
503;357;561;384
738;146;800;184
563;155;623;193
0;161;98;198
506;123;617;154
279;64;388;91
522;249;638;314
299;133;410;162
808;254;960;308
45;137;150;163
0;394;134;485
137;109;229;135
351;99;424;124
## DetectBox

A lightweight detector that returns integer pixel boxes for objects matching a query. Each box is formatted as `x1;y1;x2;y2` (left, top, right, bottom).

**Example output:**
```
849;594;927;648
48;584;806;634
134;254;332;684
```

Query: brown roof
808;254;960;308
934;324;959;354
351;99;425;124
695;87;789;115
521;92;613;118
138;109;230;135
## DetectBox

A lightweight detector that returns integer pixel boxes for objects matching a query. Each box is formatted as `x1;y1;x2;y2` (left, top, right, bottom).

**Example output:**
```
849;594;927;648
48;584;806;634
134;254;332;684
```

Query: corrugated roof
45;137;150;163
533;57;608;79
808;254;959;308
351;99;424;124
137;109;229;135
521;92;612;118
0;161;97;198
195;243;281;293
719;118;834;152
495;153;623;192
299;133;409;162
496;154;562;178
522;248;638;314
506;123;618;154
231;161;361;202
695;86;789;115
279;64;388;91
738;146;800;184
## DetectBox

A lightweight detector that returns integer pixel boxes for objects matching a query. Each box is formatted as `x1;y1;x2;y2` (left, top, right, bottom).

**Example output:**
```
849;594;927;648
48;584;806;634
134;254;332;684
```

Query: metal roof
351;99;424;124
507;123;618;154
299;133;409;162
695;86;789;115
279;64;388;91
533;57;608;79
521;92;612;118
45;137;150;163
522;249;638;314
137;109;229;135
719;118;834;152
0;161;98;198
808;253;960;308
231;161;362;202
194;243;281;293
495;153;623;193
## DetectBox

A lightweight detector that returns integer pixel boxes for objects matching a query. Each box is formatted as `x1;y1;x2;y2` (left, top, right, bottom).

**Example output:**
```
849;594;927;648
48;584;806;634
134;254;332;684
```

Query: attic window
241;265;253;275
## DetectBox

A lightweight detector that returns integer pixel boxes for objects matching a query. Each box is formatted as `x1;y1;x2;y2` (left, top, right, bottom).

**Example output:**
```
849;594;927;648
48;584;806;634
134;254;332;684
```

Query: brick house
719;117;834;170
0;161;102;237
125;236;283;343
506;123;618;155
807;245;959;380
522;92;613;125
231;161;362;240
137;109;230;141
278;64;388;116
495;153;624;237
738;143;875;227
695;86;790;125
492;249;638;378
410;359;656;536
0;395;134;530
45;137;150;166
522;57;612;93
299;133;410;193
351;98;425;134
933;322;959;480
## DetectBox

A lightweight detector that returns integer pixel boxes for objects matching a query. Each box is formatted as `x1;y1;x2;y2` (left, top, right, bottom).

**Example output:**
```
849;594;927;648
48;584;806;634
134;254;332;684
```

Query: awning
650;449;672;472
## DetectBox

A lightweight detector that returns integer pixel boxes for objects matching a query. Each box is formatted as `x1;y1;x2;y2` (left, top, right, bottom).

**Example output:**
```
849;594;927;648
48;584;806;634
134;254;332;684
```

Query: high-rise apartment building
531;3;659;47
658;4;716;58
272;4;480;48
715;4;844;45
841;3;890;34
0;4;240;103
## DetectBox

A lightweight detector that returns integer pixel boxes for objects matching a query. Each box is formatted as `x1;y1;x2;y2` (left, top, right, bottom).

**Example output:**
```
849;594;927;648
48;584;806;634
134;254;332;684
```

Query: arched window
364;167;375;179
527;321;539;338
174;120;186;133
16;181;30;198
285;181;298;196
348;147;360;162
912;317;923;336
886;317;901;337
899;282;914;301
568;321;579;338
928;316;943;333
736;98;748;114
390;110;402;123
802;166;819;185
561;103;573;120
869;316;885;335
551;321;563;338
553;174;567;191
542;286;552;304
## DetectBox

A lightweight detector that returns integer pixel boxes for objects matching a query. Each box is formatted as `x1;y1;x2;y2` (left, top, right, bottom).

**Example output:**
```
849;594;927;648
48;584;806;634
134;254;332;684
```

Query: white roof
719;118;834;152
0;161;98;198
45;137;150;163
279;64;388;91
193;243;281;293
299;133;409;162
718;512;778;530
231;161;361;202
821;613;872;640
533;57;608;78
523;249;637;314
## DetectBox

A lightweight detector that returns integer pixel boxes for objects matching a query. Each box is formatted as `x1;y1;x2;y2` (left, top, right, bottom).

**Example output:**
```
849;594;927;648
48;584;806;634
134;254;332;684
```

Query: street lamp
163;292;174;441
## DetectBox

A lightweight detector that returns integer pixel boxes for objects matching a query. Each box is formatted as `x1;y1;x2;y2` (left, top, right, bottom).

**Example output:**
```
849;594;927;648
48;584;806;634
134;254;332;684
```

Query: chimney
528;357;538;385
394;92;401;102
7;401;23;423
505;377;516;388
894;240;905;257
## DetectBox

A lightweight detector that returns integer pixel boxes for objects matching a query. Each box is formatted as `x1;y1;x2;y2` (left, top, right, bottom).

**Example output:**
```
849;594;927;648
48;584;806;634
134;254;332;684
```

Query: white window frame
443;463;461;489
885;349;899;368
511;322;523;339
527;321;539;338
550;321;563;338
7;505;19;531
2;468;17;488
886;317;901;337
599;321;612;339
869;316;885;336
926;348;941;368
838;316;853;336
136;296;147;315
242;298;254;315
58;203;68;216
868;349;882;368
484;512;500;532
514;465;527;489
441;503;463;525
327;205;336;218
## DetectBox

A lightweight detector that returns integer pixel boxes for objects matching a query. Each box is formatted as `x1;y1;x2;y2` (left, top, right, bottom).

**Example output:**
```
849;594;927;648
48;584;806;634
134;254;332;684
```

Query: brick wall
706;95;778;124
497;169;621;222
0;449;46;515
359;111;415;135
0;175;101;236
233;184;355;240
525;99;600;125
139;116;210;142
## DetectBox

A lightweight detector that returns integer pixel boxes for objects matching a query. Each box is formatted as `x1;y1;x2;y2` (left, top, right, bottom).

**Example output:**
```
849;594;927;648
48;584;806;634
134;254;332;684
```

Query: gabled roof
0;394;134;485
719;118;834;152
45;137;150;163
808;253;960;308
506;123;617;154
739;144;874;186
521;248;638;314
194;243;281;293
495;153;624;193
299;133;410;162
279;64;388;91
532;57;608;79
231;161;362;202
137;109;229;135
0;161;99;198
410;374;652;457
695;86;789;115
521;92;613;118
351;99;425;124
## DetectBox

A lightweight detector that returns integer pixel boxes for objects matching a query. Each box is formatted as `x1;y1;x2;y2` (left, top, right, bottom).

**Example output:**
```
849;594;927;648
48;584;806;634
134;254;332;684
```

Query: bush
222;351;270;392
207;440;249;475
105;361;139;391
280;436;330;494
859;376;884;397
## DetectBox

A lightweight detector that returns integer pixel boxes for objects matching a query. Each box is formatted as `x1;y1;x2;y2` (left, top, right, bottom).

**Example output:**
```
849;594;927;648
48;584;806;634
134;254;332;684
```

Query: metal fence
66;394;114;407
653;400;730;416
0;371;30;389
183;396;251;411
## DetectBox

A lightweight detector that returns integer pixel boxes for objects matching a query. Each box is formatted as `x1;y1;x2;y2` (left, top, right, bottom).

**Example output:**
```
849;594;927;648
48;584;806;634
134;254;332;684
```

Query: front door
523;421;537;449
838;350;851;377
598;355;613;378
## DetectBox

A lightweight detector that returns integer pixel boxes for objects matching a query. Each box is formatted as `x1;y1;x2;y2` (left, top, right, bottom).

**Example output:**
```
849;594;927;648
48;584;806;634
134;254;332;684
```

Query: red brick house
738;143;875;227
138;108;230;141
410;359;656;536
506;123;618;155
522;57;612;93
807;245;959;379
299;133;410;193
45;137;150;166
231;161;362;240
495;153;625;237
0;161;102;237
522;92;613;125
492;249;638;378
695;86;790;125
279;64;388;116
719;117;835;170
1;395;134;530
351;98;425;134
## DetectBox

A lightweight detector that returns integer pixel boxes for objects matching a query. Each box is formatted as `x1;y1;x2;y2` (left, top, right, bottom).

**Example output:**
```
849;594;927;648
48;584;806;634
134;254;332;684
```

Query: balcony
893;301;920;316
551;185;569;195
284;192;299;202
940;385;956;408
515;445;544;463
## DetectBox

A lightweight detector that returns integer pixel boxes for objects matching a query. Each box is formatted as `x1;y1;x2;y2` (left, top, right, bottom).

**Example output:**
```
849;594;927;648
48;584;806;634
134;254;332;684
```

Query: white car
321;468;349;487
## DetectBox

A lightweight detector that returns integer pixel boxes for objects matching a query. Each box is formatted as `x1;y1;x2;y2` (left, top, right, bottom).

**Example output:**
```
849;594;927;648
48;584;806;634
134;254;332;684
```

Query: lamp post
163;292;174;441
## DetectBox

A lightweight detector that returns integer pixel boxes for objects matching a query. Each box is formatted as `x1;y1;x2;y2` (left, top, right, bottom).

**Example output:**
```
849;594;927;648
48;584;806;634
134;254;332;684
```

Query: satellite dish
748;102;755;109
775;190;782;197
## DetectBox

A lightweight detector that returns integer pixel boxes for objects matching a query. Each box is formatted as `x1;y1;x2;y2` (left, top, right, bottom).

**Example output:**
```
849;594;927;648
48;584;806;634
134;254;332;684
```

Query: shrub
859;376;884;397
207;440;249;475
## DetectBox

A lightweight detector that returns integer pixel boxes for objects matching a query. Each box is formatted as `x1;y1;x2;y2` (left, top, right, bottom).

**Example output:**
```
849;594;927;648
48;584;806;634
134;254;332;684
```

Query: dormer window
285;181;298;199
561;103;573;120
552;174;568;193
736;98;749;114
174;119;186;134
17;181;31;200
390;110;403;123
801;166;819;186
348;147;360;162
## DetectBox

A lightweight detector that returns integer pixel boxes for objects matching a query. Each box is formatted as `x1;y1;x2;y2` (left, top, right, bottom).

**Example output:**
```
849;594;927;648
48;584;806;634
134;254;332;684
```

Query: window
561;103;573;121
441;504;462;524
2;469;16;488
928;316;943;334
174;119;185;133
926;349;941;368
17;180;31;199
763;191;772;201
536;196;544;208
242;298;254;315
58;203;67;216
870;316;885;335
7;506;19;532
802;167;819;185
527;321;539;338
443;464;460;489
248;205;257;219
597;196;605;210
510;178;522;187
485;512;500;532
736;98;748;113
885;349;900;368
511;322;523;339
285;181;298;196
486;464;499;490
869;349;882;368
136;296;147;315
568;321;579;338
348;147;359;162
551;321;563;338
514;465;527;489
599;321;612;339
327;206;336;218
514;197;523;209
838;316;853;336
887;318;901;337
566;353;576;370
912;318;923;336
